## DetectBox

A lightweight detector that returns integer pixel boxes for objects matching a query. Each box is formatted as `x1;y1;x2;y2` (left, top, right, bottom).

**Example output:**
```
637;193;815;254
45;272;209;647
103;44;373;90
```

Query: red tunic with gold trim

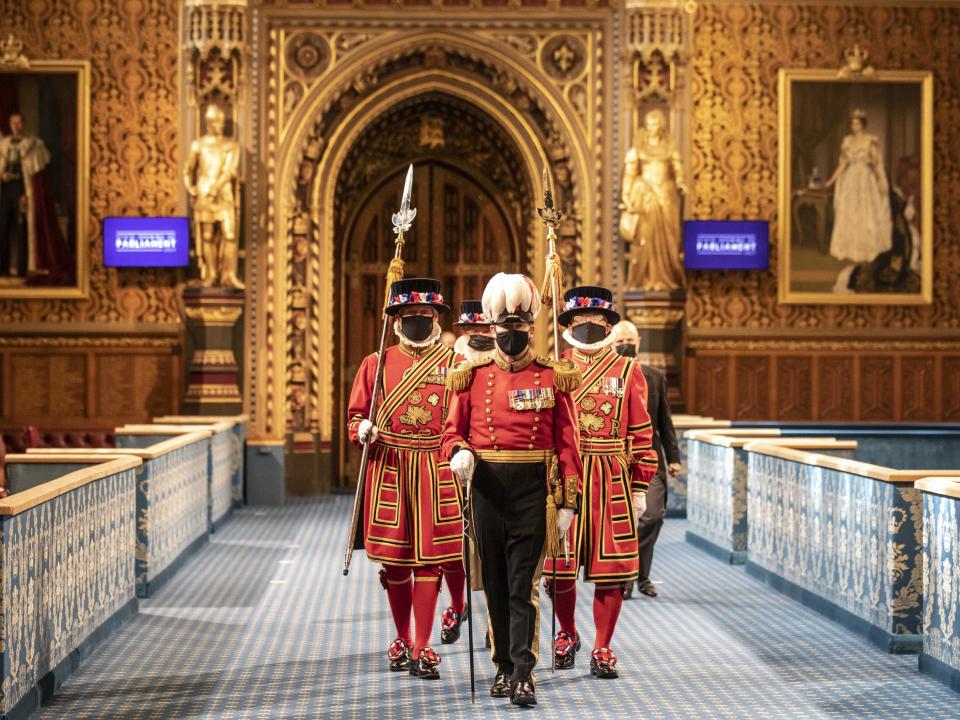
347;342;463;566
544;347;658;583
441;352;583;510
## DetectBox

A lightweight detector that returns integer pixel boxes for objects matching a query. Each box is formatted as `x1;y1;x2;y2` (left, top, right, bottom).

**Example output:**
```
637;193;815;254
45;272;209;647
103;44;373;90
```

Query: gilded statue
183;104;243;289
619;109;686;290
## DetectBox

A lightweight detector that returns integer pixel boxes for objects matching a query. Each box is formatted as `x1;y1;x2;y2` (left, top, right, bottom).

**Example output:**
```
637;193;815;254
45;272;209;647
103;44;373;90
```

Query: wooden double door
338;161;521;484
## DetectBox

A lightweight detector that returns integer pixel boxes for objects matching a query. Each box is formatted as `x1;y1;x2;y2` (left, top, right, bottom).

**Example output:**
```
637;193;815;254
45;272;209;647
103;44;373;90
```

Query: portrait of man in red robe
0;75;77;287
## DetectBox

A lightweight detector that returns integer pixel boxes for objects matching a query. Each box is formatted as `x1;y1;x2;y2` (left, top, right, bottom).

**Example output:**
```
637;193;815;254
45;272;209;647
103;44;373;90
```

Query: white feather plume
482;273;541;322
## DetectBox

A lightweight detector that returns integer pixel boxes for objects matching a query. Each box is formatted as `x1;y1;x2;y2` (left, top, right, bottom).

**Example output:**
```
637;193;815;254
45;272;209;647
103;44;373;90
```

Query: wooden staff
342;164;416;577
537;165;569;669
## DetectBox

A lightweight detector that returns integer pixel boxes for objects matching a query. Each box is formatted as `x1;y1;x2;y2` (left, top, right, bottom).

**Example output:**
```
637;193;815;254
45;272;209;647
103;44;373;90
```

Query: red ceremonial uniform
347;342;463;566
442;349;582;684
545;347;657;583
441;353;582;495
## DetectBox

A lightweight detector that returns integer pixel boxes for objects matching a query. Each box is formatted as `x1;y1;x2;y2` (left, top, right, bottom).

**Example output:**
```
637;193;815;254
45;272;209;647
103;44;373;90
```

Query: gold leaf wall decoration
0;0;181;325
688;3;960;331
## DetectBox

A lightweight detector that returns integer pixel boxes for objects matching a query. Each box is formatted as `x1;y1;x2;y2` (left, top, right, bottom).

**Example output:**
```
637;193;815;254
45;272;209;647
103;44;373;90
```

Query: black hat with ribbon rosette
385;278;450;316
453;300;491;327
557;285;621;326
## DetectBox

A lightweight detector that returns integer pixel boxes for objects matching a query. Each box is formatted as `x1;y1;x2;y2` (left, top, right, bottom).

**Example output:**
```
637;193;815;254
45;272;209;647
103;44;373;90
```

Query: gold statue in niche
183;104;243;289
620;109;686;290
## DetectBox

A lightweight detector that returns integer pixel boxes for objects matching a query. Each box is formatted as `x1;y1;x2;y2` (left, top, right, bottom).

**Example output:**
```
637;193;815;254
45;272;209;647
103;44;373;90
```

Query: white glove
451;449;476;483
557;508;574;534
358;419;378;445
633;491;647;520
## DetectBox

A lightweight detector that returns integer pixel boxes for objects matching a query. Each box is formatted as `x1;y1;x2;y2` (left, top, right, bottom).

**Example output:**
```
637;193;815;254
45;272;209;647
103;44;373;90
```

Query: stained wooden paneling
10;355;87;418
689;350;960;422
775;356;813;420
96;354;175;419
733;356;770;420
818;356;855;421
860;357;895;421
901;356;935;421
693;356;729;418
945;357;960;421
1;339;181;430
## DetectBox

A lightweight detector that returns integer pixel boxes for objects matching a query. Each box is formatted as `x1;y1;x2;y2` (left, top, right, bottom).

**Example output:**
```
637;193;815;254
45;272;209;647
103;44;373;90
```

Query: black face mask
400;315;434;342
615;343;637;358
496;329;529;356
571;322;608;345
467;334;495;351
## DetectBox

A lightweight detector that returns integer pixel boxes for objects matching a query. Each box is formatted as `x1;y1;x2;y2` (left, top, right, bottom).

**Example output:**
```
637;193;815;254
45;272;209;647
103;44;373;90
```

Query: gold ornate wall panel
0;0;182;325
258;0;609;7
688;2;960;331
250;10;615;443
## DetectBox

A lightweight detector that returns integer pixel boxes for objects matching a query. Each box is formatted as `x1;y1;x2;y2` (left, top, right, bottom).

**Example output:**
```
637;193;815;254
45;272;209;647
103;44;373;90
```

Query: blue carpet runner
34;497;960;719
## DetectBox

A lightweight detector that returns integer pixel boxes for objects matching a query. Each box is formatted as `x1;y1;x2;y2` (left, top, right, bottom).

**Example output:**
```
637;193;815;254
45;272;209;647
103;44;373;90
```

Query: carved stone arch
257;24;610;454
280;70;587;436
334;91;533;268
281;30;591;225
284;73;552;441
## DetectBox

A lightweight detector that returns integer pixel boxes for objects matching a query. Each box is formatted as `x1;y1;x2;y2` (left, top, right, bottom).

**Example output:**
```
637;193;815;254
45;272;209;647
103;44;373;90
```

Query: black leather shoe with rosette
553;630;580;669
387;638;411;672
590;647;619;679
409;646;441;679
440;606;466;644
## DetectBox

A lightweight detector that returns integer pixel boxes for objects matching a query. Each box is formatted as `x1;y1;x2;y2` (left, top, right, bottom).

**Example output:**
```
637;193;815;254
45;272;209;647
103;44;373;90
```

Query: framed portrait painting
0;58;90;298
778;68;933;304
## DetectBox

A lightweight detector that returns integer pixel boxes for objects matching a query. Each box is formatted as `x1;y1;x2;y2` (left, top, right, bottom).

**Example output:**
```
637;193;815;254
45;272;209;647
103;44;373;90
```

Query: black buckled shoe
387;638;411;672
590;647;619;679
511;679;537;706
440;606;465;644
553;630;580;670
638;579;658;597
490;671;512;698
409;646;441;679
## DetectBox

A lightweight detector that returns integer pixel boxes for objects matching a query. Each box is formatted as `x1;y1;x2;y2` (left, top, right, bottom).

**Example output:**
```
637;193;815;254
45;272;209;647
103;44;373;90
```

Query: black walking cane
462;491;476;702
550;553;557;673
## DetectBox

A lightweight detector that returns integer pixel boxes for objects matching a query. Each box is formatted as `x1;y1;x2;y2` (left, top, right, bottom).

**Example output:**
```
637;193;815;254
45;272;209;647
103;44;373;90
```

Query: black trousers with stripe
471;459;547;683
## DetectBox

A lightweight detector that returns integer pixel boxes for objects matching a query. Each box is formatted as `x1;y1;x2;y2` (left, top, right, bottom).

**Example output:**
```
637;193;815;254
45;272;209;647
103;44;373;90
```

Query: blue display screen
683;220;769;271
103;217;190;267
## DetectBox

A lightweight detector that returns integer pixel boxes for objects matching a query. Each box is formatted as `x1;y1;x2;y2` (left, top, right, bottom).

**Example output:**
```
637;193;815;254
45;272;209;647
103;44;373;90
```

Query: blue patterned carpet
34;497;960;719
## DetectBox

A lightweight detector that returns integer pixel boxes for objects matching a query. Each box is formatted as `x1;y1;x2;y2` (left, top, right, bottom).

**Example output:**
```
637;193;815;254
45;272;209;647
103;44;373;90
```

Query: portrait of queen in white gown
825;110;892;263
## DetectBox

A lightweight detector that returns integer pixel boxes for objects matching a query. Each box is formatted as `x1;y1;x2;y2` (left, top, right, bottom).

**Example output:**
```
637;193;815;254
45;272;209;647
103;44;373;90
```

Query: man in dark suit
611;321;681;599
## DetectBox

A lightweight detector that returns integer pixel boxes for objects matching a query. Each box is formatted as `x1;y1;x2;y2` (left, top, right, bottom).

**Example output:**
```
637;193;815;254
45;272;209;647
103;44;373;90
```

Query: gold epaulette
536;356;582;393
446;357;493;392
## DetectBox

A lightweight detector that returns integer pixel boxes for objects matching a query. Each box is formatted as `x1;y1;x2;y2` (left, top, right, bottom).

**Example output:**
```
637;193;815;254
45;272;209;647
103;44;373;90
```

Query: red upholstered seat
0;427;116;497
2;427;116;455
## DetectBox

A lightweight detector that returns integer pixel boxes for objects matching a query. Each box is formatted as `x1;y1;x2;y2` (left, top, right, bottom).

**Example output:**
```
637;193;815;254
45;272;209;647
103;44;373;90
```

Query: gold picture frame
778;66;933;305
0;56;90;299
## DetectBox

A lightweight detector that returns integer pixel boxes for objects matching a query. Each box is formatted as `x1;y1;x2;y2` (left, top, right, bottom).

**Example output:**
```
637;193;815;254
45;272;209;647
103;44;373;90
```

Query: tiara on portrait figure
850;108;868;121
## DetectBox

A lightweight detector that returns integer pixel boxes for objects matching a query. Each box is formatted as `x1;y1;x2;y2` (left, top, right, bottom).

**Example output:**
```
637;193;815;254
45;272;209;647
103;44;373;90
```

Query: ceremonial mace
538;166;570;569
537;166;570;671
342;165;416;577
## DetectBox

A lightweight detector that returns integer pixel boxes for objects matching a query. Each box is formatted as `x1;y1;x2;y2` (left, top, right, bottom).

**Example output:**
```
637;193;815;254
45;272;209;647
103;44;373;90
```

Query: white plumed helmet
482;273;541;324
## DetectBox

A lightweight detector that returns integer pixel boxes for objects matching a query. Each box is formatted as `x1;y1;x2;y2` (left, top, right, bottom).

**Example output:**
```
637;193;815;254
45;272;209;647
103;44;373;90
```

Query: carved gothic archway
332;91;531;483
248;21;615;473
